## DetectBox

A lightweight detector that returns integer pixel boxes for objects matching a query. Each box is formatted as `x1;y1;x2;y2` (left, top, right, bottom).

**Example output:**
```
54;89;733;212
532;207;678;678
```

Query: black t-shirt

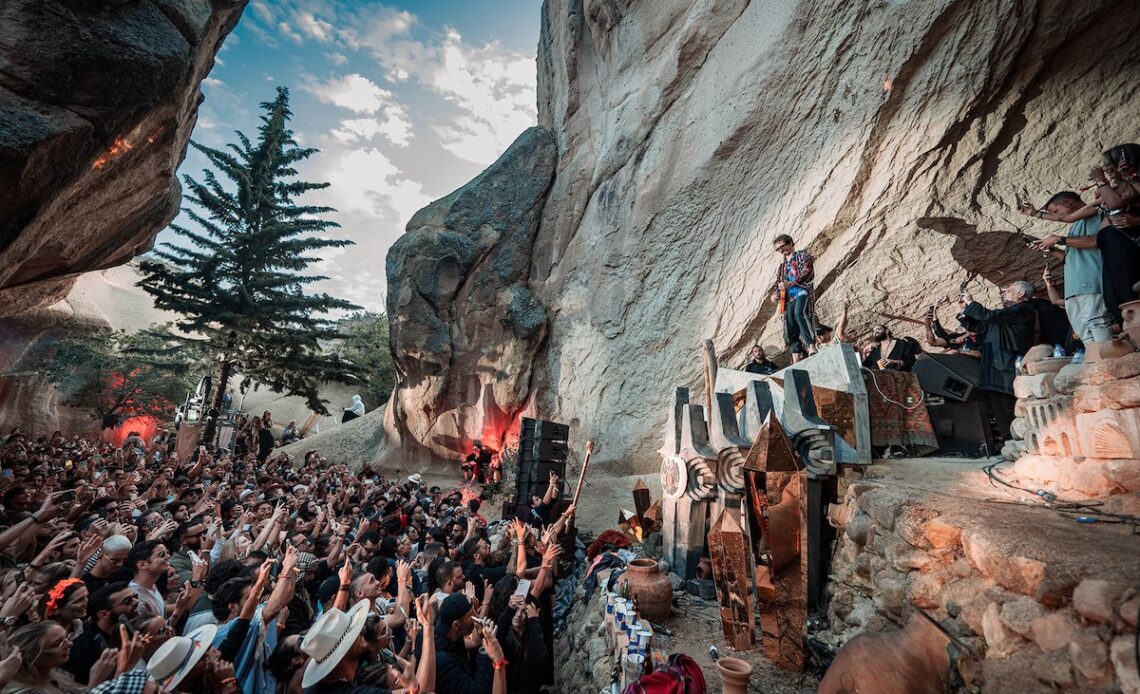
744;359;778;375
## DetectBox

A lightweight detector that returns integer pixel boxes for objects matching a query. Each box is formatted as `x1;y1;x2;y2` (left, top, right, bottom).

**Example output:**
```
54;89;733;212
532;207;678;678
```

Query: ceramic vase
618;558;673;622
716;657;753;694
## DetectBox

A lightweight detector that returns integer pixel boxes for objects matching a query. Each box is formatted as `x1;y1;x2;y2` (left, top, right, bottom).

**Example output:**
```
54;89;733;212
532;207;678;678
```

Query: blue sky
169;0;543;311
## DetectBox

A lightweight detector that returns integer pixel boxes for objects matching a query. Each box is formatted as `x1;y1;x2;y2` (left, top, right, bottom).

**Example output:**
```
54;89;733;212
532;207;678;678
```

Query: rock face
0;0;246;315
388;0;1140;473
385;127;557;468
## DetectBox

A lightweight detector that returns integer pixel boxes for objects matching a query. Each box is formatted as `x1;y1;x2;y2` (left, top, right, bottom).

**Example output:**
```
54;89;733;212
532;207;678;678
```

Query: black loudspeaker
927;400;996;457
913;354;981;402
515;417;569;504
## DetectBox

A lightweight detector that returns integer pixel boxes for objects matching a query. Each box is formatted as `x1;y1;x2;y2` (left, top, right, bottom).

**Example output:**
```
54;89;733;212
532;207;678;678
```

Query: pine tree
138;87;361;440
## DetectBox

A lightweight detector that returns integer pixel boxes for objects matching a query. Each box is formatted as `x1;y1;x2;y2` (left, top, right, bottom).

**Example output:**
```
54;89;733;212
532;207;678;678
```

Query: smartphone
513;579;531;598
119;614;138;637
188;550;202;565
58;490;76;502
163;512;173;521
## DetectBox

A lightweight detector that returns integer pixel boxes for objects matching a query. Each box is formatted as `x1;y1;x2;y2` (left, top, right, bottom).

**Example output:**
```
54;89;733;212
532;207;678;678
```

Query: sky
165;0;543;312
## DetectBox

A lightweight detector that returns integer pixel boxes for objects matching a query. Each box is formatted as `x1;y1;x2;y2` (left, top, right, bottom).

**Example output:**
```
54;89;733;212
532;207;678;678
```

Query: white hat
146;623;217;690
407;473;423;485
300;599;370;688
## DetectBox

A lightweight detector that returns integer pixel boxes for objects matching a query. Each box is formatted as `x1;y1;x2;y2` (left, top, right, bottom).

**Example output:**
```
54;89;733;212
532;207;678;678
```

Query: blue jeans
785;293;815;354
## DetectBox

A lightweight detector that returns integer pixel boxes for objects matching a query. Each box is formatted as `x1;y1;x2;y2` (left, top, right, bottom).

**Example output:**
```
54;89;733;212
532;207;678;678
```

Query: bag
622;653;707;694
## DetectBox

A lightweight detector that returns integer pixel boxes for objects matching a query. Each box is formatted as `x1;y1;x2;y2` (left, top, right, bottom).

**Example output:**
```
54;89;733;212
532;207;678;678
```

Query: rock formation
0;0;246;315
385;127;557;468
388;0;1140;474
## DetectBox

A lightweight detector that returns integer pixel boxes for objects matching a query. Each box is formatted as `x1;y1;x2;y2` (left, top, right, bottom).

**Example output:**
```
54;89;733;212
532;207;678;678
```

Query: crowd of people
0;427;573;694
760;142;1140;398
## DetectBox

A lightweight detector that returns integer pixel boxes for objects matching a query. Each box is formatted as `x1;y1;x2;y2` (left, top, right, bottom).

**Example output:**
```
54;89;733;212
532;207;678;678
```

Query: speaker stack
503;417;571;523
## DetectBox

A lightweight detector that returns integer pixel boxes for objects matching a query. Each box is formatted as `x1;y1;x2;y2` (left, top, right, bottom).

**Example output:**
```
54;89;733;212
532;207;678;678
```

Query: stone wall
824;470;1140;693
1002;349;1140;515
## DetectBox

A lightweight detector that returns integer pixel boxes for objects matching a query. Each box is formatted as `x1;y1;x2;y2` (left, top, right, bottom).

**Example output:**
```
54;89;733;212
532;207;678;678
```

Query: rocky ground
527;459;1140;693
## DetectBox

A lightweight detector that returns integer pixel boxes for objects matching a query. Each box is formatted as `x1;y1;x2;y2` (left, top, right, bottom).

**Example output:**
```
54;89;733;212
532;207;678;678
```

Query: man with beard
434;593;507;694
743;345;780;375
65;581;138;683
170;521;206;585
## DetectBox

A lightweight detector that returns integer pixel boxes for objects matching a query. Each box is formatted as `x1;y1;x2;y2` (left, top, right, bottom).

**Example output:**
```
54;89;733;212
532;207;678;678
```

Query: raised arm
262;546;298;623
836;298;850;342
1042;268;1065;307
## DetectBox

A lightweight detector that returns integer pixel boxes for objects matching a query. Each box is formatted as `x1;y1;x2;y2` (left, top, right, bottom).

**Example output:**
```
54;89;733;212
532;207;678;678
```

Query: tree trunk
203;358;232;445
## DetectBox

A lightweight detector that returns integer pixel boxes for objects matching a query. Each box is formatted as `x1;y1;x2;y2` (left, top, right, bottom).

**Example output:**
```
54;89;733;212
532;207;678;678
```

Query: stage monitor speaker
520;418;570;441
516;418;569;504
914;353;981;402
927;400;996;457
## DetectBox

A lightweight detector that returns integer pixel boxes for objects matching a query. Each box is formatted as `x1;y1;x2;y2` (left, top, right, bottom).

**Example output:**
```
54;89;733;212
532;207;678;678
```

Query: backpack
622;653;708;694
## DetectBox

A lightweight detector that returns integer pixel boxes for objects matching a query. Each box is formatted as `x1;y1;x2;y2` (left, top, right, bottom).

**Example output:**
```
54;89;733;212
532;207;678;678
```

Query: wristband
492;659;509;670
338;584;350;591
1056;237;1067;246
190;580;204;589
29;513;41;525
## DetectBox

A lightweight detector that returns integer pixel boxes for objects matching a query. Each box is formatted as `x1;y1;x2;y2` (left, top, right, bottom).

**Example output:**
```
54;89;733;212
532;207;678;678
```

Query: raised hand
256;558;276;587
281;545;299;575
0;648;21;685
396;560;412;587
542;543;563;566
117;625;145;675
414;593;435;629
0;584;35;618
76;534;102;566
89;648;120;687
338;554;353;587
464;581;476;602
482;622;505;662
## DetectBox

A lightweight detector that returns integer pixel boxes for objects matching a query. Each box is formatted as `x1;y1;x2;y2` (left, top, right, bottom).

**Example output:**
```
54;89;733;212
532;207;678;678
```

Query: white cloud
331;112;412;148
304;73;392;114
311;146;431;227
278;21;304;43
296;11;335;42
327;52;349;65
425;30;537;165
251;0;274;23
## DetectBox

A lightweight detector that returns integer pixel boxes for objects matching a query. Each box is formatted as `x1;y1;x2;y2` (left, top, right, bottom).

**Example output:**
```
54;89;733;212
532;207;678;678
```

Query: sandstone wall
385;0;1140;474
519;0;1140;474
0;0;246;315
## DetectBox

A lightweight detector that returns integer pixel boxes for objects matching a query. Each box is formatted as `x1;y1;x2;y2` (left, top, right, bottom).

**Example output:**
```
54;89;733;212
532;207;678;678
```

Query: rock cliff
0;0;246;315
387;0;1140;474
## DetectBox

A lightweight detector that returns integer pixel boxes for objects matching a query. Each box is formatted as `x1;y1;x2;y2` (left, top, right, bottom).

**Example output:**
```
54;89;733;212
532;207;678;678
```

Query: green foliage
36;326;199;424
337;312;395;409
137;87;362;415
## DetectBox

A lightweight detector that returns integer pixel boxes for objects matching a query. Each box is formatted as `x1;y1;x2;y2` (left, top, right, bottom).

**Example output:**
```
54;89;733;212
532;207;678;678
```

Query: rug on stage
863;370;938;454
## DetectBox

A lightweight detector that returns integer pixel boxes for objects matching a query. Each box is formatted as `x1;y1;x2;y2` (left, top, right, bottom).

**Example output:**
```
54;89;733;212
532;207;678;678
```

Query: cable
860;367;926;411
982;461;1140;527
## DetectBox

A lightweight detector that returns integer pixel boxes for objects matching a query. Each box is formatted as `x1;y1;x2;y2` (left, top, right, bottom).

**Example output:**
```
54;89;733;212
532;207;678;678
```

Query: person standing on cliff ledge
772;234;817;363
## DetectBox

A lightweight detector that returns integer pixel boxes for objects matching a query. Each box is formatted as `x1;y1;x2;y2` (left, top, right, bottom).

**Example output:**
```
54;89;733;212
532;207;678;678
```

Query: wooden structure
708;508;756;651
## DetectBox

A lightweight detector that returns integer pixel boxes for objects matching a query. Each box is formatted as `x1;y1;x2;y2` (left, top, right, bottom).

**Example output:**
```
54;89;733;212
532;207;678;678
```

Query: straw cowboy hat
300;599;370;688
146;623;217;690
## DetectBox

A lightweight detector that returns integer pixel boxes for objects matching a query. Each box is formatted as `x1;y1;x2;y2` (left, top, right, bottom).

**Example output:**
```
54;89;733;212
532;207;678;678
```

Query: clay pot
619;558;673;622
1120;299;1140;347
697;556;712;579
716;657;753;694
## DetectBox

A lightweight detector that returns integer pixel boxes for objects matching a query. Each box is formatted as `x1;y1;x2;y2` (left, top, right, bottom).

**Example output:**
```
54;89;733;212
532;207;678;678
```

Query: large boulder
386;0;1140;475
0;0;246;315
384;127;557;470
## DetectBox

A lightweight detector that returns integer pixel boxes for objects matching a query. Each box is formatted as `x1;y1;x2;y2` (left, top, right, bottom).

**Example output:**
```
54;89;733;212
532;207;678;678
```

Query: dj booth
912;353;1014;457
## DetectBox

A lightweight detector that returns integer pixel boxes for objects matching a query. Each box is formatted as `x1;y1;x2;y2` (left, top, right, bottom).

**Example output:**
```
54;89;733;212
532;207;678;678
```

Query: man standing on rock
772;234;817;363
1024;191;1112;347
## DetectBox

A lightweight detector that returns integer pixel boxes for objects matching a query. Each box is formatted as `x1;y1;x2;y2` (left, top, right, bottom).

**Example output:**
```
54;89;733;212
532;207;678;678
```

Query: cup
622;652;646;688
650;634;670;671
